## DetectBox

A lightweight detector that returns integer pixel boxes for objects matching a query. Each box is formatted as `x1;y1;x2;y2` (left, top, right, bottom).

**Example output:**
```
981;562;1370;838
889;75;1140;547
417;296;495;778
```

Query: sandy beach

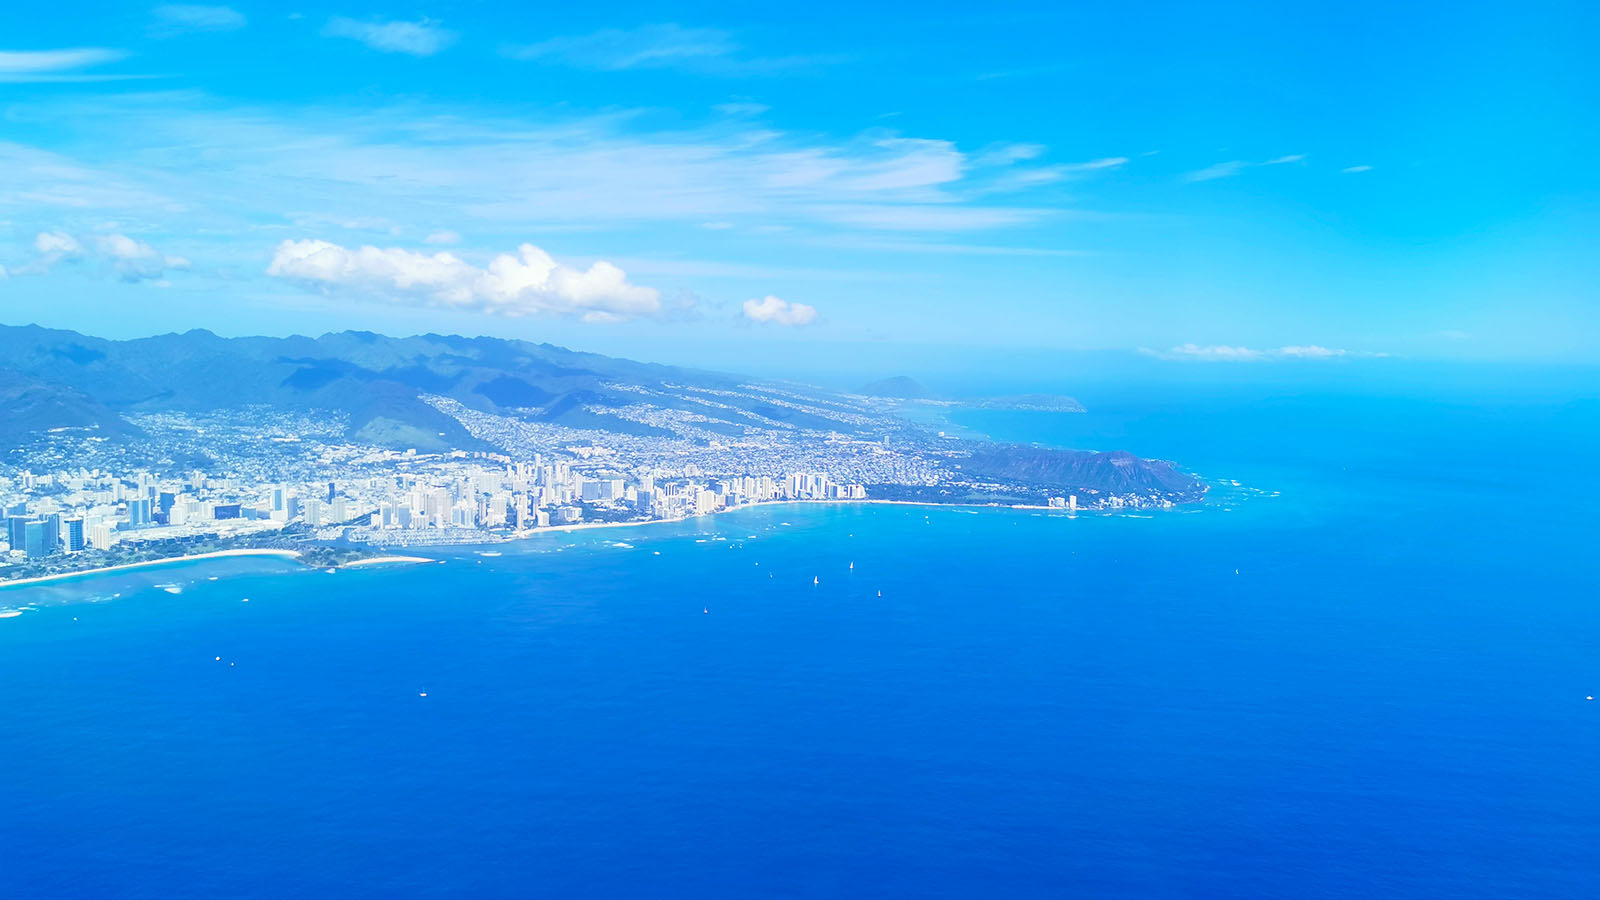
0;548;303;590
340;555;435;568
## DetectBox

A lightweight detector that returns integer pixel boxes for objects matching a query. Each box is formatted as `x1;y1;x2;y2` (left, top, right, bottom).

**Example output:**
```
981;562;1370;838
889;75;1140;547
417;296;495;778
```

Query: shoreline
0;548;303;591
0;497;1171;595
409;497;1099;547
340;555;435;568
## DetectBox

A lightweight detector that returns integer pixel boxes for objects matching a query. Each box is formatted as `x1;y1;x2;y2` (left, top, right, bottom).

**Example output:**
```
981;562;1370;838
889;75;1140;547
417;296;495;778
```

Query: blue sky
1;1;1595;372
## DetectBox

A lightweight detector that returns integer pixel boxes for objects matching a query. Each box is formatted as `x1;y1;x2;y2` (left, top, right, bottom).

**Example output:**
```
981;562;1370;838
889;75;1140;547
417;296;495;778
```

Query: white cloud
1341;165;1373;174
423;230;461;245
742;295;817;326
1143;343;1373;361
974;143;1046;166
509;24;735;70
0;48;126;73
1184;161;1246;182
34;231;84;257
152;5;247;35
1277;345;1346;358
505;23;834;75
0;93;1072;284
25;230;185;281
323;17;455;56
266;239;661;322
96;233;191;280
1073;156;1129;170
1184;154;1305;182
0;48;130;82
713;102;769;117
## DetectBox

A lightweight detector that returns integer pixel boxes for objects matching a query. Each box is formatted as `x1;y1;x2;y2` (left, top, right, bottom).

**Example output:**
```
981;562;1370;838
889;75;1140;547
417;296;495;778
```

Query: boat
478;551;502;557
813;576;819;585
703;607;709;614
849;561;854;570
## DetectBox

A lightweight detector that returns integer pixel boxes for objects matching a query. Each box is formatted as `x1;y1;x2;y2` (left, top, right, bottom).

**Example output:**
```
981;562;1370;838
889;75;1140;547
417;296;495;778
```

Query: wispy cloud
0;48;133;82
505;24;836;75
323;17;456;56
151;5;247;36
266;239;660;322
742;295;817;326
0;95;1065;238
1141;343;1378;361
1184;154;1305;182
1341;165;1373;174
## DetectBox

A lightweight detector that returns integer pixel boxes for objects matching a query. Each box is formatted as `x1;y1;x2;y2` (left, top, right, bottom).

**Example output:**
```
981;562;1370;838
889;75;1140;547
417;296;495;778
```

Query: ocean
3;377;1598;898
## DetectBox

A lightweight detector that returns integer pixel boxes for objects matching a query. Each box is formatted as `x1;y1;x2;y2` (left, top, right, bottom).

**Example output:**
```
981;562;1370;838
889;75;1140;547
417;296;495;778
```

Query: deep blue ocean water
3;380;1598;898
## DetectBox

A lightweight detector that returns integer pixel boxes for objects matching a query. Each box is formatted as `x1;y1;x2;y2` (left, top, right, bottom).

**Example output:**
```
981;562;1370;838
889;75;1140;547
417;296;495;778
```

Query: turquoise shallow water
2;385;1598;898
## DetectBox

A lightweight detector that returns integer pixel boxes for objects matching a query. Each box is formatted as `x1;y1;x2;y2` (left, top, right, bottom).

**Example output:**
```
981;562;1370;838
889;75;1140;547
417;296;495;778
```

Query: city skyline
3;1;1596;372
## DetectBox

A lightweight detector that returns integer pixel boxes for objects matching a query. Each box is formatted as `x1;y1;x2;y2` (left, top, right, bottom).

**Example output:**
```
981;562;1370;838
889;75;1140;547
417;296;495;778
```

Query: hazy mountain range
0;324;790;450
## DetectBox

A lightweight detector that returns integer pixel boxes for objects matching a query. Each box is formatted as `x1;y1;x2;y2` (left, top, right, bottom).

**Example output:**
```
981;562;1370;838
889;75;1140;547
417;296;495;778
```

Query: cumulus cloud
24;230;186;280
323;17;455;55
266;239;661;322
34;231;84;258
742;295;817;326
151;5;247;35
1142;343;1374;361
96;233;191;280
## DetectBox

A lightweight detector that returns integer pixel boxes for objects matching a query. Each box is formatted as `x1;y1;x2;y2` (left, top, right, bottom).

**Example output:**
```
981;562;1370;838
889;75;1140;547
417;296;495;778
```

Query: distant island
0;324;1204;586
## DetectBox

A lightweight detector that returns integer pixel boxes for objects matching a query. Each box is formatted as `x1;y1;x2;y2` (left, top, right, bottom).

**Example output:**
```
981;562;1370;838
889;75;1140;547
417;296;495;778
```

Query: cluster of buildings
0;456;869;561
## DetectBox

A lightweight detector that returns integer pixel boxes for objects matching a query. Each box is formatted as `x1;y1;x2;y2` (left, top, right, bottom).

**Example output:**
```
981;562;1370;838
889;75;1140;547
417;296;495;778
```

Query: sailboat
813;576;819;585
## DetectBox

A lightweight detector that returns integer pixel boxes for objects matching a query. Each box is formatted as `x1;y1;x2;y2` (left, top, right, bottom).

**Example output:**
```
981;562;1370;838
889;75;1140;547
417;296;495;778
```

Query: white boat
478;551;502;557
813;576;819;585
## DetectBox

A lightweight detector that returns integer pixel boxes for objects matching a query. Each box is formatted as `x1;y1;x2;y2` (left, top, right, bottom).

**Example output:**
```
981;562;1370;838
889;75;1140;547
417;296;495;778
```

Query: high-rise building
7;515;29;552
41;514;61;554
87;522;116;551
22;520;51;558
127;498;152;528
63;518;86;552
